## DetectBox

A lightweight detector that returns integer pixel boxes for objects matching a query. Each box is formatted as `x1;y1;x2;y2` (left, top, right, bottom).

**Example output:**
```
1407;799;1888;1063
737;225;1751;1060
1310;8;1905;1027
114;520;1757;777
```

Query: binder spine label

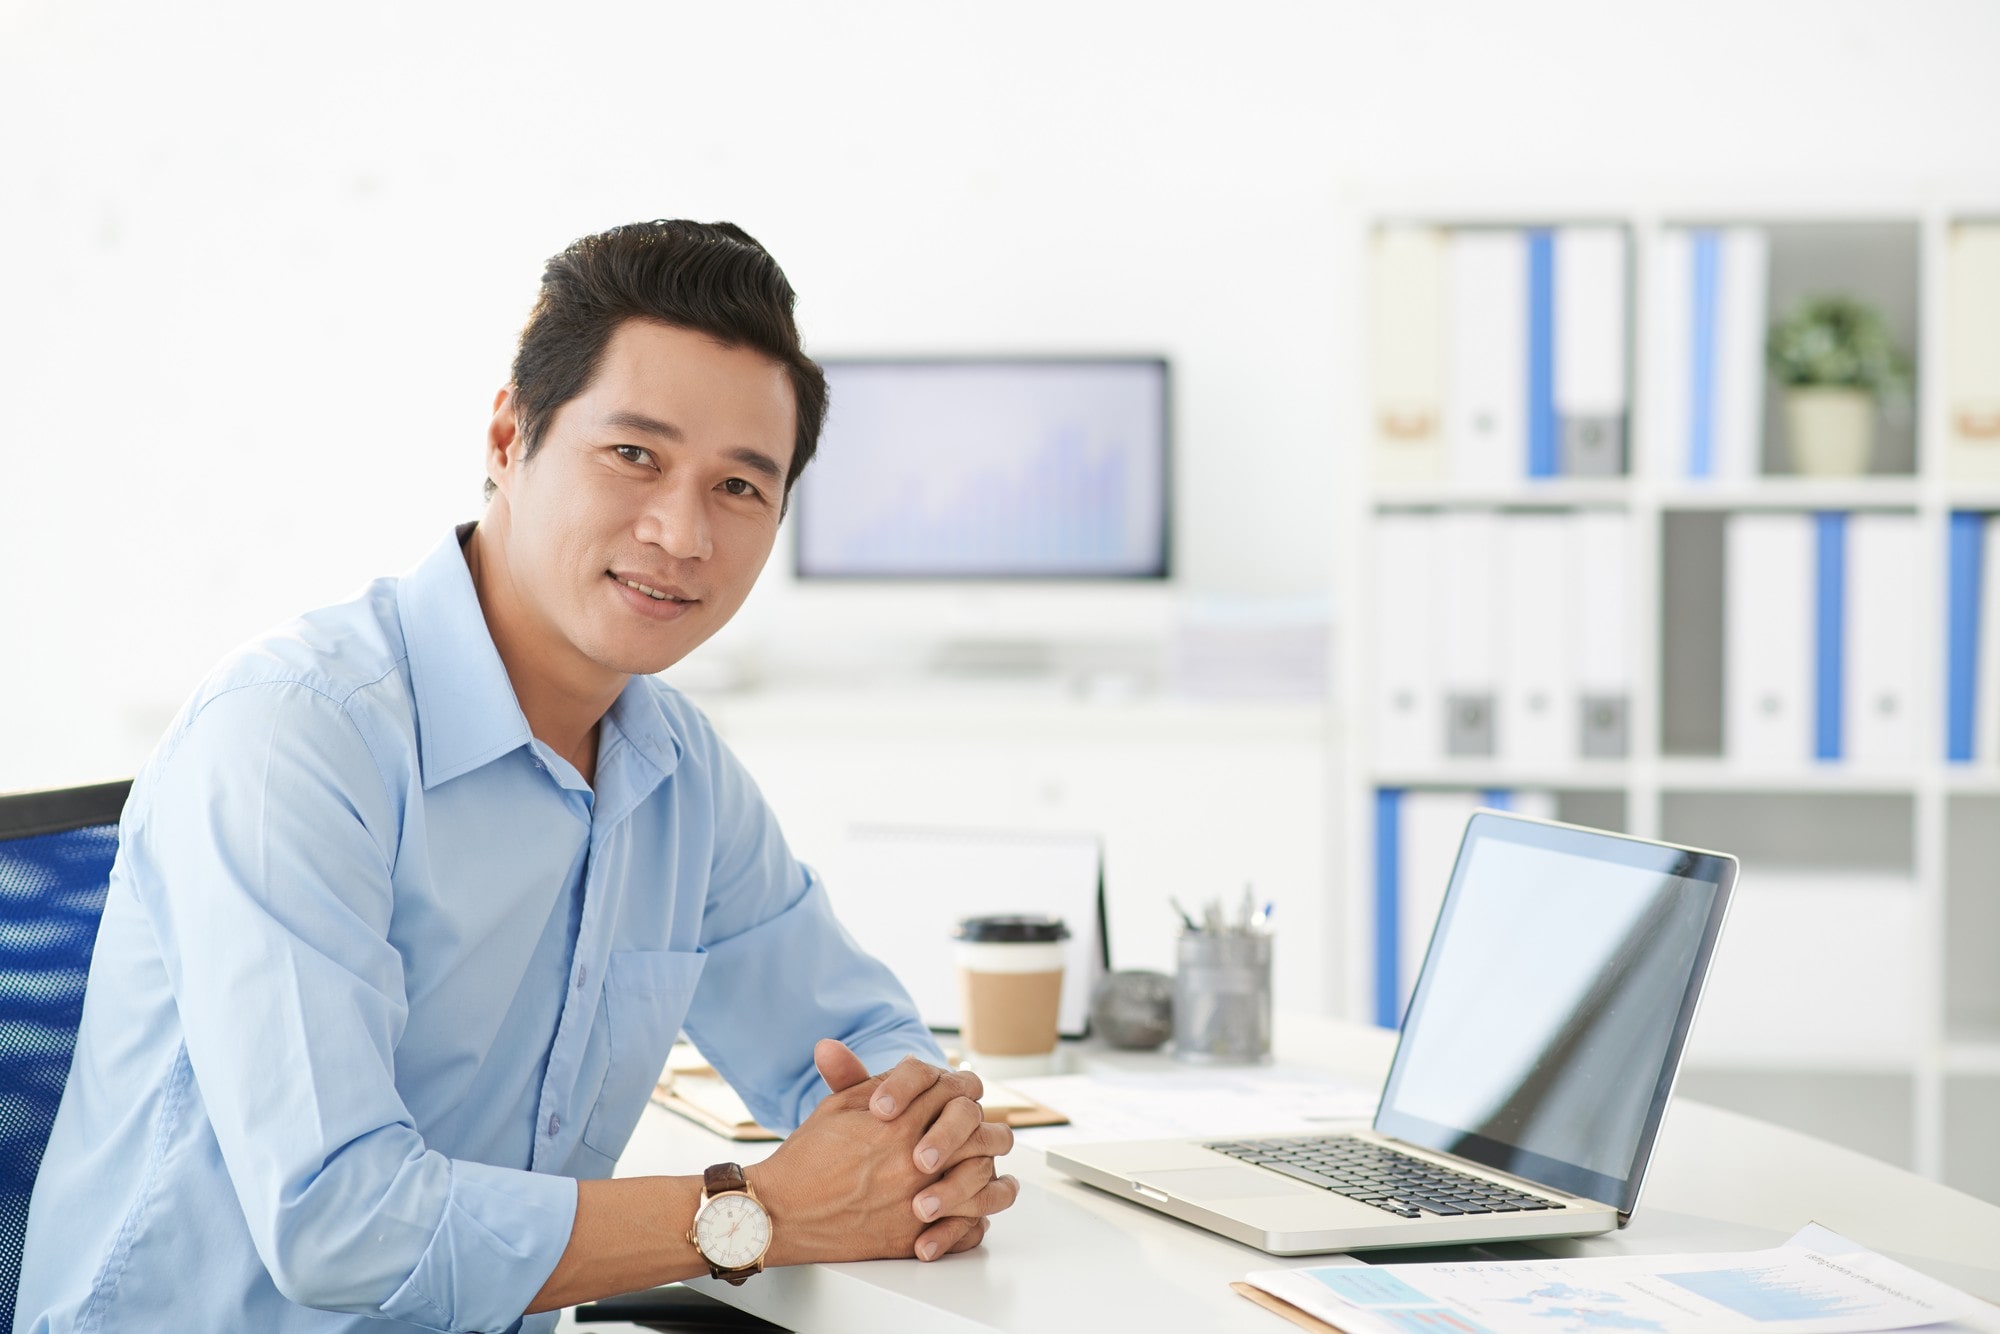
1947;510;1984;762
1560;416;1626;476
1374;788;1404;1029
1580;694;1630;758
1445;692;1497;757
1528;230;1558;478
1815;512;1848;762
1689;230;1720;479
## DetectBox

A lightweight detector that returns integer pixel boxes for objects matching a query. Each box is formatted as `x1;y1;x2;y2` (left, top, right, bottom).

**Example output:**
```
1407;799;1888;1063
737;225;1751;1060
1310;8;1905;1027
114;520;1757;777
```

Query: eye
614;444;656;468
720;477;762;498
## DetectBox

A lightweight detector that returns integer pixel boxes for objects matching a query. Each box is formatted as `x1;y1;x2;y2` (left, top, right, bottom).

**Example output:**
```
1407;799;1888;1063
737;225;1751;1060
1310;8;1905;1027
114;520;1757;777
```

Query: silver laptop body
1047;811;1738;1255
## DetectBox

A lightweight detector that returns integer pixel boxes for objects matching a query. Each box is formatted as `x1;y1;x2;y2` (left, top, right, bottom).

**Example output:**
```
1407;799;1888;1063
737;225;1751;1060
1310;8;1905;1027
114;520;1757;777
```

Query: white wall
4;0;1999;789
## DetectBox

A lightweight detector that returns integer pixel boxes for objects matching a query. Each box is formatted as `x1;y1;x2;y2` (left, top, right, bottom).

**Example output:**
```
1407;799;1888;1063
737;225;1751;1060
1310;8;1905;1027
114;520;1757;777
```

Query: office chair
0;779;782;1332
0;778;130;1323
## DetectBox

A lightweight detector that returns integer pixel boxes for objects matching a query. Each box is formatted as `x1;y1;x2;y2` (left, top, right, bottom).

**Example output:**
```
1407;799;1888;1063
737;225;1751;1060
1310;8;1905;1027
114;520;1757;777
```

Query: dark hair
492;219;827;505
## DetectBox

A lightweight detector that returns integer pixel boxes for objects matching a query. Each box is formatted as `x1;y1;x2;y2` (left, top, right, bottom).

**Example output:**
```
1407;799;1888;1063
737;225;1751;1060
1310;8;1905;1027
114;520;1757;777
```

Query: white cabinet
687;691;1335;1017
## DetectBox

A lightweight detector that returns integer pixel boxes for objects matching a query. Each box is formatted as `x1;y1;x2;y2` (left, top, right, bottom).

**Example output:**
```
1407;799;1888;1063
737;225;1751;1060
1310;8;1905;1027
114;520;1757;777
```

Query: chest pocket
580;948;707;1156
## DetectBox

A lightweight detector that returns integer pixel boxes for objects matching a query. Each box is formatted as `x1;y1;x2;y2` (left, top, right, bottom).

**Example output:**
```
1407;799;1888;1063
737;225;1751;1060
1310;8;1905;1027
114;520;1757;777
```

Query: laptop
1046;811;1737;1254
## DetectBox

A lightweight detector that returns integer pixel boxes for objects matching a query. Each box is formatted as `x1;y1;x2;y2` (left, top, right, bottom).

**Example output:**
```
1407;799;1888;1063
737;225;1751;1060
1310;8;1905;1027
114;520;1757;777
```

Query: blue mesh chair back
0;780;129;1323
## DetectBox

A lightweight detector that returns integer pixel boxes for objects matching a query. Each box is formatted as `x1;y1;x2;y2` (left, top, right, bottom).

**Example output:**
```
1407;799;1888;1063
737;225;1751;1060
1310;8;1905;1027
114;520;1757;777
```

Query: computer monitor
793;357;1172;581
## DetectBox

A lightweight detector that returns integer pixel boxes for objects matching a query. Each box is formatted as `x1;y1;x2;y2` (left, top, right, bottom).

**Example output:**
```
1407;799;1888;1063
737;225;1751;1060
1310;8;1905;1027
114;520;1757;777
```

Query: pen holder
1172;929;1272;1065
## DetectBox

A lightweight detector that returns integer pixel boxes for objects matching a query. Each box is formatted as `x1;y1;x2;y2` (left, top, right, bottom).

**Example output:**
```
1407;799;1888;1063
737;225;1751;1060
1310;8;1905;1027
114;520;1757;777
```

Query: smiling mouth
611;573;695;604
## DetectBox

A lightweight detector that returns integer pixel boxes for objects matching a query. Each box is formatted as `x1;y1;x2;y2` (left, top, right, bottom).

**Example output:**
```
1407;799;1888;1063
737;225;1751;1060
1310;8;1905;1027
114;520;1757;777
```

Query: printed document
1243;1224;1991;1333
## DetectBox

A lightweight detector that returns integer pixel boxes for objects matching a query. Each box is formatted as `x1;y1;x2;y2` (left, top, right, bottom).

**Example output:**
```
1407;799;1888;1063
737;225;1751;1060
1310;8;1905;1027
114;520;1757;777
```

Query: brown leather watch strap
695;1162;765;1285
703;1162;749;1195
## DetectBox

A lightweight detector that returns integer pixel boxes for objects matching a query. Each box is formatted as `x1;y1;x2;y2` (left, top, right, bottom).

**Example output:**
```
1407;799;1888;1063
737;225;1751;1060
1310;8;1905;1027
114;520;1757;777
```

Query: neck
463;518;620;785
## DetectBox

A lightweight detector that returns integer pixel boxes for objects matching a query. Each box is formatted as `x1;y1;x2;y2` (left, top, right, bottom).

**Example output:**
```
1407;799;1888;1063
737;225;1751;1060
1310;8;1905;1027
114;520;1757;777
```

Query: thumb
814;1037;871;1093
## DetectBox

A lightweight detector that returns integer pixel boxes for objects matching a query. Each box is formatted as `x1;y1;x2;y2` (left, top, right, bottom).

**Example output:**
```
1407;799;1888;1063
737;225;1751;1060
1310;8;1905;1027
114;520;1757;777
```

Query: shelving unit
1334;188;2000;1197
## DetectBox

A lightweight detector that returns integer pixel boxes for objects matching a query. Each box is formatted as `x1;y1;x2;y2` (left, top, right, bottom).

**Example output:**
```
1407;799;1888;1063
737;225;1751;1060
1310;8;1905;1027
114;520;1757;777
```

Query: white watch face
695;1192;770;1269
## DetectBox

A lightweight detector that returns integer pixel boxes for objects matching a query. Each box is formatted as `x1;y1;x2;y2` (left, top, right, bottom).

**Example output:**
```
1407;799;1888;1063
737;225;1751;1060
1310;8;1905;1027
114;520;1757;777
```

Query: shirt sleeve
677;722;945;1132
131;680;576;1331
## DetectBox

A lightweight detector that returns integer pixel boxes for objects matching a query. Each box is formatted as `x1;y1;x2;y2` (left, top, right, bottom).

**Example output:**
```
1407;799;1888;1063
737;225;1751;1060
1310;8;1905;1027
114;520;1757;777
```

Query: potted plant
1766;294;1911;475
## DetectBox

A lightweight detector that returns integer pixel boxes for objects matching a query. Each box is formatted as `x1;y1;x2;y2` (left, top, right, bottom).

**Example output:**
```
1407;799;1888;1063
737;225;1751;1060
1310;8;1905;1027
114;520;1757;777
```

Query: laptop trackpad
1135;1167;1306;1201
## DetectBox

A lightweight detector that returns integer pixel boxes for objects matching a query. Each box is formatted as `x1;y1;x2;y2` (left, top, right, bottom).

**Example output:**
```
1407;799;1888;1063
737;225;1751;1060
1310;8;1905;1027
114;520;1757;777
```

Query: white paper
1247;1224;1989;1334
1003;1065;1379;1147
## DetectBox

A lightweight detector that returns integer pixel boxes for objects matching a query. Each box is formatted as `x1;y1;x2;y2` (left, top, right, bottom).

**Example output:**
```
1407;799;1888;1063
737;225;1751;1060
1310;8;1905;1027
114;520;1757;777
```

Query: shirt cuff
380;1158;578;1332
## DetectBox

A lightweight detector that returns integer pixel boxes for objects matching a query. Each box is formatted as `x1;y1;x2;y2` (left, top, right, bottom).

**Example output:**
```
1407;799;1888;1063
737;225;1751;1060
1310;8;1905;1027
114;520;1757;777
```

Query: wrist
739;1160;795;1267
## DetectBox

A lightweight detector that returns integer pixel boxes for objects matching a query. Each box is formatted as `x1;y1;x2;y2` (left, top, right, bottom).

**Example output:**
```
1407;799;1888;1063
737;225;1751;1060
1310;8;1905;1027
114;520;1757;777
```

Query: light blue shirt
16;527;942;1334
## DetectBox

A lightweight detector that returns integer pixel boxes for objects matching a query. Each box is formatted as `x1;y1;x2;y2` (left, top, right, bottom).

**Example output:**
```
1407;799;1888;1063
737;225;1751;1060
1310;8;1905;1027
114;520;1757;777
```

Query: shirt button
547;1113;561;1137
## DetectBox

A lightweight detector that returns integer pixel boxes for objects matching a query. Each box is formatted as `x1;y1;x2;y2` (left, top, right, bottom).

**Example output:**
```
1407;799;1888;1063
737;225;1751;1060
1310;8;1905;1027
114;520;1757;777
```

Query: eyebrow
603;410;786;483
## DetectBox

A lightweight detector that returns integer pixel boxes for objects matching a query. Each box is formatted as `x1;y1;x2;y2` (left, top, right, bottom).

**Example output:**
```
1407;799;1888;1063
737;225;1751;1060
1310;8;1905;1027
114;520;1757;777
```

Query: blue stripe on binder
1688;231;1720;479
1374;788;1402;1029
1480;789;1512;810
1814;512;1847;761
1527;231;1557;477
1947;512;1984;762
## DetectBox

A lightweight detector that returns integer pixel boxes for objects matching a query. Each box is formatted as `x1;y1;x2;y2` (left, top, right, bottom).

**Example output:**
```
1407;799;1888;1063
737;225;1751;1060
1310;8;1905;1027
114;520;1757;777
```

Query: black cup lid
954;915;1069;944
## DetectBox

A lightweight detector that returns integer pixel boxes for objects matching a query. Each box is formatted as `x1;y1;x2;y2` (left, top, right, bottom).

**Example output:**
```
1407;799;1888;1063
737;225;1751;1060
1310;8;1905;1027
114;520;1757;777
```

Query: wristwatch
688;1162;772;1285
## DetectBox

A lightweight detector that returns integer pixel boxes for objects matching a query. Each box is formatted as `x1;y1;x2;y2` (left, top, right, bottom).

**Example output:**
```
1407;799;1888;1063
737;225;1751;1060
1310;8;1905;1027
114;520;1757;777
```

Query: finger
915;1214;989;1263
910;1094;985;1174
960;1118;1015;1166
870;1055;981;1119
924;1109;1013;1172
814;1038;871;1095
915;1162;1020;1224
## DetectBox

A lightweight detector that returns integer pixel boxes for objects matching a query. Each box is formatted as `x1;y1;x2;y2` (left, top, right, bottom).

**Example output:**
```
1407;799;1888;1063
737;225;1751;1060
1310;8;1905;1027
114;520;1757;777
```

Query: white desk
589;1013;2000;1332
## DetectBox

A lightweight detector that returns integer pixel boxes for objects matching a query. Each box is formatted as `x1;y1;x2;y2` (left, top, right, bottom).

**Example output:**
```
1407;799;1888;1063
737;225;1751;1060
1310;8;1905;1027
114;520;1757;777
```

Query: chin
599;634;713;680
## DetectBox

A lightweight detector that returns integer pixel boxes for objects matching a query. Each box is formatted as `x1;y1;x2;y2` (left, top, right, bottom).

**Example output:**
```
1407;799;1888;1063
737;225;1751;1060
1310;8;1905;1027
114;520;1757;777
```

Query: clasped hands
743;1038;1020;1265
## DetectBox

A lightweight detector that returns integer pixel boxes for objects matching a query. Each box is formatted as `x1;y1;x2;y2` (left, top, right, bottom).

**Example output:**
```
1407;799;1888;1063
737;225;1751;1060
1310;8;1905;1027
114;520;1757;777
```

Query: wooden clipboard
1229;1281;1350;1333
651;1058;1068;1141
651;1073;778;1142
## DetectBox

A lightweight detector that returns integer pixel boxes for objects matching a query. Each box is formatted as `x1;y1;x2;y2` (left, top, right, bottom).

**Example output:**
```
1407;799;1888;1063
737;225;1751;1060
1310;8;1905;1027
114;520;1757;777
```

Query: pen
1170;896;1199;932
1257;901;1274;933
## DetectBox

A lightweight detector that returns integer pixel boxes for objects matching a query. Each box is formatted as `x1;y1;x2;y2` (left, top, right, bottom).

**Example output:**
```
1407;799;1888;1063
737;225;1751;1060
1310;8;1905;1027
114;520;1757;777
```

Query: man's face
484;318;796;684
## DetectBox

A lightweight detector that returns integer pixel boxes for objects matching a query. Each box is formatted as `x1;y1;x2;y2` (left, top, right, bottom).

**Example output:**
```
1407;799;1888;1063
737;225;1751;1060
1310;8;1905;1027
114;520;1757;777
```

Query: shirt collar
603;673;682;781
397;524;535;790
397;524;685;793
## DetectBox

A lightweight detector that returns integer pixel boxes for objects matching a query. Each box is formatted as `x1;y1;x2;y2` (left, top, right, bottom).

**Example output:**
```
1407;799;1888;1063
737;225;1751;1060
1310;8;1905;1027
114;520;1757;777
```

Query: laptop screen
1372;812;1736;1214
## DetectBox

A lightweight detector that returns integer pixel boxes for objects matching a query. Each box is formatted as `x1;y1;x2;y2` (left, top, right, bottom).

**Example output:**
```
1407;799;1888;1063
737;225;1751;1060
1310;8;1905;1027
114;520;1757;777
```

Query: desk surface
595;1014;2000;1333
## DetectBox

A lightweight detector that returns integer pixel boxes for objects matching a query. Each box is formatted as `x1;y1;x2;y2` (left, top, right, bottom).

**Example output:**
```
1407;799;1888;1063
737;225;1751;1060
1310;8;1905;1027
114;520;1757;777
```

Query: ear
485;386;523;498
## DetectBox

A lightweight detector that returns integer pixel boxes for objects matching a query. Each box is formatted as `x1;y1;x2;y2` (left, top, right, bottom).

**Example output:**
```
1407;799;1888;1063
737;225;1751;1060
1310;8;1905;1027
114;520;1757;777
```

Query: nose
636;478;713;561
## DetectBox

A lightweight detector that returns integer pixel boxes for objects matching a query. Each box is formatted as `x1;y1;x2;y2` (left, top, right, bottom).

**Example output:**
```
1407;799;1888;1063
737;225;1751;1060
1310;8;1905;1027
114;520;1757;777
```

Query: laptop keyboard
1204;1135;1566;1220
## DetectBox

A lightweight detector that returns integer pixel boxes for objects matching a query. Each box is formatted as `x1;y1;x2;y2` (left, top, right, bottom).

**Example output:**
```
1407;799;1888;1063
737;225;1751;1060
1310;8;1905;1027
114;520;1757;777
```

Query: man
16;220;1018;1333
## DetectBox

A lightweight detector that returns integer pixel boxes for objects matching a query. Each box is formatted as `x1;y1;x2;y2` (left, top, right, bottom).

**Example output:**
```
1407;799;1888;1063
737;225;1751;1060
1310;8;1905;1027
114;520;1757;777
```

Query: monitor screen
794;358;1171;579
1373;813;1736;1213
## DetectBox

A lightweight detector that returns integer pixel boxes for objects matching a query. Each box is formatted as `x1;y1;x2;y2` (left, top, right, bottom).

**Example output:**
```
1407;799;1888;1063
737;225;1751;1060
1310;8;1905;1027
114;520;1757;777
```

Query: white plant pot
1784;387;1875;476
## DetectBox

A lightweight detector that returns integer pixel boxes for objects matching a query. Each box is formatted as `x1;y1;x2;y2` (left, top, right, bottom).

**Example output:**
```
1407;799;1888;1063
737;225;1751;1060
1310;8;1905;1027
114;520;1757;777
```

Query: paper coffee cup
953;916;1068;1077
